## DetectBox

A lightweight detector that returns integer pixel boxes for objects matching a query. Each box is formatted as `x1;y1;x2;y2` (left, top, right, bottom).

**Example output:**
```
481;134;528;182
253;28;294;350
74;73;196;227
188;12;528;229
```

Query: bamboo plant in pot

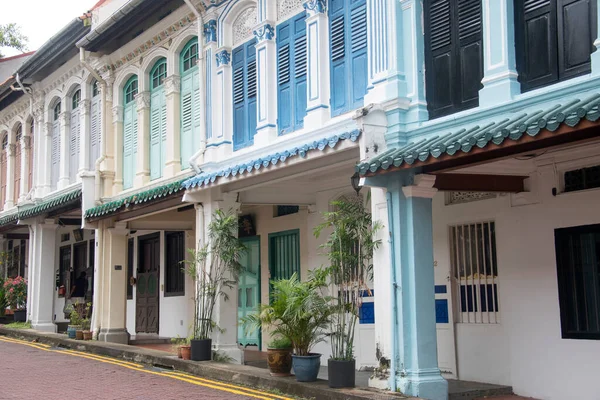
314;195;381;388
185;209;245;362
242;271;331;382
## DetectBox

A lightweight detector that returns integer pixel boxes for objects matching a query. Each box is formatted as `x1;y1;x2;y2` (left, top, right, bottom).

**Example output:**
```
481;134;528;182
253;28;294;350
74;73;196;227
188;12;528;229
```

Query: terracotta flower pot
75;330;84;340
82;331;92;341
180;345;191;360
267;348;293;376
177;346;183;358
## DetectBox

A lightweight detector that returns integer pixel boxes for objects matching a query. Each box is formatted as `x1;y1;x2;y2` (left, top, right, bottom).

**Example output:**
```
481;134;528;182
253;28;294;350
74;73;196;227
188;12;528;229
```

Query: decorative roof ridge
184;129;362;190
18;188;82;220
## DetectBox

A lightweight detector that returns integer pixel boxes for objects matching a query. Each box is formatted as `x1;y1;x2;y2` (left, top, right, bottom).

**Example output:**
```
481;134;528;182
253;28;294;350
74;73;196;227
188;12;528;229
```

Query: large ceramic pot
328;359;356;388
292;353;321;382
190;338;212;361
82;331;93;341
75;330;84;340
67;325;81;339
180;345;191;360
267;348;292;376
13;310;26;322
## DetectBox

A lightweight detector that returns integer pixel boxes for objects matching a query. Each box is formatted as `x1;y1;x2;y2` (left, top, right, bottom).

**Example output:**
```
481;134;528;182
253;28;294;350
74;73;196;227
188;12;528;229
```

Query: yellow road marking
0;335;292;400
165;371;293;400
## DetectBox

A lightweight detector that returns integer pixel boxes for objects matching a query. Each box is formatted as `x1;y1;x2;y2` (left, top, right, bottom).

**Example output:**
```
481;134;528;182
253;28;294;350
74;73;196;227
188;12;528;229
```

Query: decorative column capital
80;99;91;116
303;0;327;14
8;144;16;157
23;136;32;150
204;20;217;43
216;49;231;67
33;102;45;120
402;174;438;199
112;105;124;122
135;91;151;111
164;75;181;96
253;23;275;42
59;111;71;126
44;122;53;136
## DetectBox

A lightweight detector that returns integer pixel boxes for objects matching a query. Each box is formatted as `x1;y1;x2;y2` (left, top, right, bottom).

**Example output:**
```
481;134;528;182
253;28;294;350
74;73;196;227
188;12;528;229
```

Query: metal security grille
449;221;499;324
564;165;600;193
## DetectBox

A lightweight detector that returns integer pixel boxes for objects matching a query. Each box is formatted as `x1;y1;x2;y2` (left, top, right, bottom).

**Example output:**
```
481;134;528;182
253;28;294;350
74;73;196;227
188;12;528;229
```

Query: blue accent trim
216;50;231;66
359;302;375;324
204;20;217;43
306;104;329;113
435;299;449;324
206;140;232;148
254;23;275;41
303;0;327;13
184;129;361;189
434;285;447;294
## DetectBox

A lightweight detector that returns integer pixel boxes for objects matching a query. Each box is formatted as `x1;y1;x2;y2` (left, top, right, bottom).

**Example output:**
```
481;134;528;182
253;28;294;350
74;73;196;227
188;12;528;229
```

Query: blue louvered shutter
277;12;307;135
180;73;194;168
232;39;257;151
329;0;367;116
123;103;136;189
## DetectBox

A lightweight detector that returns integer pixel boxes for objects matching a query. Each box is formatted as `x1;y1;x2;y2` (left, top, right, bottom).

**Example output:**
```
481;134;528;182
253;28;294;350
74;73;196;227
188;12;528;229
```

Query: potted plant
4;276;27;322
171;336;187;358
65;303;82;339
185;209;246;361
314;195;381;388
180;338;192;360
242;271;331;382
81;303;92;340
265;336;293;376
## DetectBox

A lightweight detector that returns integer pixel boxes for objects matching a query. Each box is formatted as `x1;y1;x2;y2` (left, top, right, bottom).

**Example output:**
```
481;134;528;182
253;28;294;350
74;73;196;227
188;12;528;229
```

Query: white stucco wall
432;147;600;400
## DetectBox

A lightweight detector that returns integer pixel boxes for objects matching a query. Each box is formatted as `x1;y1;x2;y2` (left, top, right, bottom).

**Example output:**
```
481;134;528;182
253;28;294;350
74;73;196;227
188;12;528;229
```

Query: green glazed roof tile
85;178;186;220
0;211;19;228
357;93;600;175
18;189;82;220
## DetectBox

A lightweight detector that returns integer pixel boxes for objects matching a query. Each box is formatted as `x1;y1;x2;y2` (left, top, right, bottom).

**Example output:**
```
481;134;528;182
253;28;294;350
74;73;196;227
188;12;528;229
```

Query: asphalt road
0;336;291;400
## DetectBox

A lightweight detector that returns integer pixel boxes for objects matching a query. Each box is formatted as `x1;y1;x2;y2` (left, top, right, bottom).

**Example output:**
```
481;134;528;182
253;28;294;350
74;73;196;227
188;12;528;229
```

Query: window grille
450;221;499;324
72;89;81;109
275;205;299;217
564;165;600;193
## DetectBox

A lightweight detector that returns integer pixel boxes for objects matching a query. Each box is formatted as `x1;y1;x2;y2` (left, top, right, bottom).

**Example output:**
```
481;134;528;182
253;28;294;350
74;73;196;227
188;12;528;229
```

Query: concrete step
448;379;513;400
129;335;172;345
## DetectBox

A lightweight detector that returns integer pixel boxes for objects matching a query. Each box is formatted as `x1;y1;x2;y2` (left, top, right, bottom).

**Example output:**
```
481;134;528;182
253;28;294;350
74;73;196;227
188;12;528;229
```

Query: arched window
14;126;22;203
70;89;81;182
0;135;8;207
51;101;61;190
180;38;200;169
150;58;167;180
123;76;139;190
89;80;101;170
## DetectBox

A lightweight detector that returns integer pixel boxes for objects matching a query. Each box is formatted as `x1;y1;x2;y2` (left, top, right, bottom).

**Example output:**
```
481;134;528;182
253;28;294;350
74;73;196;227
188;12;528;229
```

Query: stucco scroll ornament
80;99;91;116
253;24;275;42
23;136;32;150
303;0;326;13
112;106;124;123
216;50;231;67
164;75;182;96
7;144;16;157
60;111;71;126
136;92;152;111
32;102;45;121
204;20;217;43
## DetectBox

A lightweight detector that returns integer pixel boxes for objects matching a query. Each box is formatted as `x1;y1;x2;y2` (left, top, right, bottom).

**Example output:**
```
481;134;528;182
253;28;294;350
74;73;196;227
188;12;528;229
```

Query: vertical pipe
385;190;397;393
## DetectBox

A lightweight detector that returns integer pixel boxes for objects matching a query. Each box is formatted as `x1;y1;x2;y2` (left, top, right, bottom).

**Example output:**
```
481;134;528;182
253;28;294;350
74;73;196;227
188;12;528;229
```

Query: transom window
151;59;167;90
53;102;61;121
72;89;81;109
182;39;199;72
92;81;100;97
124;77;138;104
450;221;499;324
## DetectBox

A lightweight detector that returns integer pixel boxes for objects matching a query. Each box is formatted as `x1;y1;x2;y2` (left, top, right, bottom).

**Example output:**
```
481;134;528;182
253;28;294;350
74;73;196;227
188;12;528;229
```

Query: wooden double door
136;234;160;334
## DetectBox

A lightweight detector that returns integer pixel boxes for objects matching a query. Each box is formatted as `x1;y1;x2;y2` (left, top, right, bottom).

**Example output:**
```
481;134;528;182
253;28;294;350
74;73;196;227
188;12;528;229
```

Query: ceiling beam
433;173;527;192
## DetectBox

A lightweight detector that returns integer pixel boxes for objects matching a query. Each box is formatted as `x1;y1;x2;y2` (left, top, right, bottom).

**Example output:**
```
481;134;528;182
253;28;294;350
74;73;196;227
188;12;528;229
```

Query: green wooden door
237;237;261;348
269;229;300;282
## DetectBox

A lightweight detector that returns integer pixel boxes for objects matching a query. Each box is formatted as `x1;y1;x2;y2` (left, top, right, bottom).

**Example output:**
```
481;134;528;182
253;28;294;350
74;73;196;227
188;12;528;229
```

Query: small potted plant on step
65;303;82;339
4;276;27;322
314;195;381;388
265;336;293;376
180;337;192;360
171;336;186;358
185;209;246;361
81;303;92;340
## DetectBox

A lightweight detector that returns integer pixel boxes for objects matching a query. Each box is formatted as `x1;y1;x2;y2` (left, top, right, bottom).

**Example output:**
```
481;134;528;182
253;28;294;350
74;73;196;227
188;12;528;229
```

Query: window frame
124;76;138;105
150;58;168;90
181;38;199;74
164;231;185;297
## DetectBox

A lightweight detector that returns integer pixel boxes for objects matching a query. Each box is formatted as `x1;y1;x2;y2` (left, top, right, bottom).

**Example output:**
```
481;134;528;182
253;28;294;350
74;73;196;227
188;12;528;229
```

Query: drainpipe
80;48;106;203
386;191;398;393
183;0;207;174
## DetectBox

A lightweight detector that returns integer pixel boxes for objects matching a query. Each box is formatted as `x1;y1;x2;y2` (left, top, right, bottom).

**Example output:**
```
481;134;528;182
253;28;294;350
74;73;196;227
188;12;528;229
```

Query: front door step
129;335;171;345
448;379;513;400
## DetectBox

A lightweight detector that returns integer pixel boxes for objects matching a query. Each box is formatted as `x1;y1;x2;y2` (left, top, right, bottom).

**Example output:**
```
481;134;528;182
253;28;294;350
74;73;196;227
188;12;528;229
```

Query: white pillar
79;99;91;175
30;219;58;332
134;92;151;188
19;129;30;202
253;23;278;146
205;49;233;164
204;20;218;150
5;142;15;209
58;110;71;189
112;105;124;194
43;121;53;195
303;1;330;130
479;0;519;106
98;221;130;344
32;105;45;198
164;75;182;176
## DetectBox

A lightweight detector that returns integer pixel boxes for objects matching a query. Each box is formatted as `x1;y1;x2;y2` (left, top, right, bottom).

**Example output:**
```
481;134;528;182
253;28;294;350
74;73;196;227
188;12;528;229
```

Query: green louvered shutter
150;90;163;180
269;230;301;283
123;103;135;189
180;73;194;168
160;92;167;173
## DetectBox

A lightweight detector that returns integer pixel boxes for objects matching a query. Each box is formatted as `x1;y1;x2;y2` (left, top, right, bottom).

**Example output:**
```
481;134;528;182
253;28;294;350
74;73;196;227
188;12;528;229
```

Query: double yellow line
0;336;292;400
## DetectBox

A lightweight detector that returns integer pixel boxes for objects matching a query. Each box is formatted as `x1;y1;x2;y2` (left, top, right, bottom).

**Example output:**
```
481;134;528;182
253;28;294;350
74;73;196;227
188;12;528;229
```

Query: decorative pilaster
253;22;278;146
79;99;91;175
102;77;116;191
32;104;45;197
204;20;218;145
58;111;71;189
206;49;233;164
112;105;124;193
4;143;15;209
479;0;520;106
43;121;53;194
164;75;182;176
303;0;331;129
134;92;151;187
19;134;30;202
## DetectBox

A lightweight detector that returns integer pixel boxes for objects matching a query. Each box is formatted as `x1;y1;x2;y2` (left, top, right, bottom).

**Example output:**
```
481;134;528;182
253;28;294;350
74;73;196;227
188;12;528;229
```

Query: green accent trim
18;188;82;220
238;236;261;350
84;178;186;220
124;75;138;105
180;37;199;74
150;58;167;90
268;229;301;282
357;93;600;175
0;211;19;228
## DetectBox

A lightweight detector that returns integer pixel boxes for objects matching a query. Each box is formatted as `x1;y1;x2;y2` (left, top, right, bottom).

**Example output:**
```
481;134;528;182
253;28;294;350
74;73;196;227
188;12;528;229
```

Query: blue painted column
387;172;448;400
479;0;520;106
302;0;330;130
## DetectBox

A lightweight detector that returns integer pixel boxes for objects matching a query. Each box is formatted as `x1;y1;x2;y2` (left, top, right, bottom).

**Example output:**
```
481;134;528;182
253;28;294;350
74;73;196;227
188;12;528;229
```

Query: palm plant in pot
185;209;245;361
242;271;331;382
314;195;381;388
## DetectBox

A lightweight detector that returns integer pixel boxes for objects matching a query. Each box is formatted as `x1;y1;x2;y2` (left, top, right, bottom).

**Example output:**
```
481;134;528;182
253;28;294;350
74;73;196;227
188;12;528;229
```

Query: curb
0;326;409;400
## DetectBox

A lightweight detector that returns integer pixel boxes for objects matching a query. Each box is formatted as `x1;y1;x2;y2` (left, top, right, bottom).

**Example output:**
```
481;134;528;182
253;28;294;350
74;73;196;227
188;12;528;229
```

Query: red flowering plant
4;276;27;311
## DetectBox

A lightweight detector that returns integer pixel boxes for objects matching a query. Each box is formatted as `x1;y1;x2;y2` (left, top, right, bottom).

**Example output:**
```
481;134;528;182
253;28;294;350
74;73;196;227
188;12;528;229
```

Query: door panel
237;237;261;348
136;234;160;334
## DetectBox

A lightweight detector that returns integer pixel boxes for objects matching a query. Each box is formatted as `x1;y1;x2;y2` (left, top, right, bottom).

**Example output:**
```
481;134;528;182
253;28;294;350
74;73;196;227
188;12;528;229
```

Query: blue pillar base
398;368;448;400
479;75;520;107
